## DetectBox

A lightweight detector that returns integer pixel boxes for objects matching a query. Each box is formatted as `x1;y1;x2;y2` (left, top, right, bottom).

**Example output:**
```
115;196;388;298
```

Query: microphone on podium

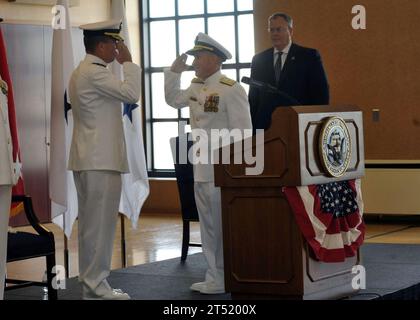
241;76;279;94
241;76;301;105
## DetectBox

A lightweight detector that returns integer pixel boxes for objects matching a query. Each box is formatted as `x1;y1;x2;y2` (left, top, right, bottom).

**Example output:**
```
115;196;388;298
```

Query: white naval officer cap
186;32;232;62
80;19;124;41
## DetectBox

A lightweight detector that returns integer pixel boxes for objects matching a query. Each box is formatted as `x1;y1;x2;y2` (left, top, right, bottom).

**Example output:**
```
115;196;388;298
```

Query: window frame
141;0;254;177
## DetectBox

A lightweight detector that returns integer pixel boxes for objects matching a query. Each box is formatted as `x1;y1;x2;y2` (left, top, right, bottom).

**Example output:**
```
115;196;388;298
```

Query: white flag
111;0;150;228
50;0;78;237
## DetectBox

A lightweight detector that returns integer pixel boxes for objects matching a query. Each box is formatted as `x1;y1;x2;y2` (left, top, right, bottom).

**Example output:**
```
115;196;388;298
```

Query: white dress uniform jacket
68;54;141;173
1;75;17;301
164;70;252;181
0;77;18;186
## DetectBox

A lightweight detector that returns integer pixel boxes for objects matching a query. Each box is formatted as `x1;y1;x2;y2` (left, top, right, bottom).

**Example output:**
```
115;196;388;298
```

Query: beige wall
0;0;140;63
143;180;181;214
0;0;110;25
5;0;417;215
253;0;420;215
362;168;420;215
254;0;420;160
125;0;140;66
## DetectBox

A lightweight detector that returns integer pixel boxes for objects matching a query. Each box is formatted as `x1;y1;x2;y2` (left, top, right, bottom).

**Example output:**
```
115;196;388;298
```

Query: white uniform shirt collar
85;53;108;66
203;70;222;85
274;41;292;56
273;41;292;68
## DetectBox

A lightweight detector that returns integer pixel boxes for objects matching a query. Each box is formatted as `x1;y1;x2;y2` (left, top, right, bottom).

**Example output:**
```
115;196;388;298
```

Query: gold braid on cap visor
191;44;214;51
104;32;124;41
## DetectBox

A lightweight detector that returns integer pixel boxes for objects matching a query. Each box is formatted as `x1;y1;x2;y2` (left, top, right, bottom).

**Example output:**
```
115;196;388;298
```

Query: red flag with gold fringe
0;26;25;218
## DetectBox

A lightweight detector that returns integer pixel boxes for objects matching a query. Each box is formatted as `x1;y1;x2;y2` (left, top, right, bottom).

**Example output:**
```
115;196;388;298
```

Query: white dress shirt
274;41;292;70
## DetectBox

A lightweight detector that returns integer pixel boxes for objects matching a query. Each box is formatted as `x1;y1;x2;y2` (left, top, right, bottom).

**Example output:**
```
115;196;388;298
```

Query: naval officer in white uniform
165;33;252;294
1;19;20;298
68;20;140;300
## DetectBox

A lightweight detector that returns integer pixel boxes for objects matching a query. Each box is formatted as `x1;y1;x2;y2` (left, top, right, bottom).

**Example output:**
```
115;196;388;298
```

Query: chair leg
46;254;58;300
181;220;190;262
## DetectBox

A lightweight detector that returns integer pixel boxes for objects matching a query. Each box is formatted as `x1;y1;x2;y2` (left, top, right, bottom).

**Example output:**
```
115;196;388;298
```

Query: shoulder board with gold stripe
92;62;107;68
191;78;204;84
219;76;236;86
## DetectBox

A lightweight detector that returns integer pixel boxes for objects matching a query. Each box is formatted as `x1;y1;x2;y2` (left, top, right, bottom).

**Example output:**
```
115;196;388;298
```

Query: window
141;0;254;177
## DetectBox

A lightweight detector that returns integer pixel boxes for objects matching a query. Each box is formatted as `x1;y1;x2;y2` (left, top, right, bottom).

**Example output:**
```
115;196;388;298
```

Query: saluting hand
116;41;133;64
171;53;189;73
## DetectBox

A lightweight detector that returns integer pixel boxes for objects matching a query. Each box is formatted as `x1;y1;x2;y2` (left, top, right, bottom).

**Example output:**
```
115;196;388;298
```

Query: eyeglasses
268;27;289;34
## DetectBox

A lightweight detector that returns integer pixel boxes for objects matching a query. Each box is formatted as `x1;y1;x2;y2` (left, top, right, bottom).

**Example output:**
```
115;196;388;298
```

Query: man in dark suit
249;12;329;130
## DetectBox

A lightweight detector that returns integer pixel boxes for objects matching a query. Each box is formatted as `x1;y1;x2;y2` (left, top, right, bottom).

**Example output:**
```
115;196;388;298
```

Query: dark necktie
274;51;283;85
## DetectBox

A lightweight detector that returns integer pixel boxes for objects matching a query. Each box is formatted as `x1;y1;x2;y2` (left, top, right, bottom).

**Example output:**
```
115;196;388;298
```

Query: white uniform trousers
194;182;224;288
73;170;121;292
0;185;12;300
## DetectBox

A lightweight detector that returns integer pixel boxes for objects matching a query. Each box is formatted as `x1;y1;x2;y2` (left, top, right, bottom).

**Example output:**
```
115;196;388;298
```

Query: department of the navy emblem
319;116;351;177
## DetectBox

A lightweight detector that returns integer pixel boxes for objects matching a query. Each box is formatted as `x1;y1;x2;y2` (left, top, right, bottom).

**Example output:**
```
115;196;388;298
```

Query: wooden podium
214;105;365;300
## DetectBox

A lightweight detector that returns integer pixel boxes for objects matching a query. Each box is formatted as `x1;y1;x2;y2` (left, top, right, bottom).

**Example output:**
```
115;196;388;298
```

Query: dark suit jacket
249;43;329;130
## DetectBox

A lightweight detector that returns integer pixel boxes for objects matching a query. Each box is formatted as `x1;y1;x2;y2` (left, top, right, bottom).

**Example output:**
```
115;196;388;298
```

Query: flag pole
63;215;69;278
120;214;126;268
50;0;75;280
112;0;149;269
64;235;69;278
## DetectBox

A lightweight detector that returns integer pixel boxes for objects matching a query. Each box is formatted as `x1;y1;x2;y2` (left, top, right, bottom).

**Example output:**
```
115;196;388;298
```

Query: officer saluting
0;17;20;301
68;19;140;300
165;33;252;294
